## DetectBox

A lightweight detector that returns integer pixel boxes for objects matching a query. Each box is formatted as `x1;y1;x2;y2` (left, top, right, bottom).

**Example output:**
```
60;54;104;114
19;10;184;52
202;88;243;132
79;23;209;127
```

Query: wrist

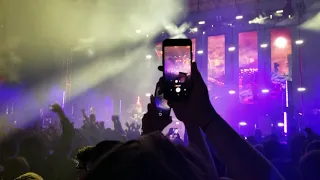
196;106;218;128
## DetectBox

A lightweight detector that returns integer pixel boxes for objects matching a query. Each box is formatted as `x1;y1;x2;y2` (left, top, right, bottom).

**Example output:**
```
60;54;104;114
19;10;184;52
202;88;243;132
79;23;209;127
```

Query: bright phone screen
155;87;170;112
164;46;192;83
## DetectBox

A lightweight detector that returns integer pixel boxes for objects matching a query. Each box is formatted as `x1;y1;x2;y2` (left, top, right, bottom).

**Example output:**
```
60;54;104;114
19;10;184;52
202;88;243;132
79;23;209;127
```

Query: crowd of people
0;63;319;180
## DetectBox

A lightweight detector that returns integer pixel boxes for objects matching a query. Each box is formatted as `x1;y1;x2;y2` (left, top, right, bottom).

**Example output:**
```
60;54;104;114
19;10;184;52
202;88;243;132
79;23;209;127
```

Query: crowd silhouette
0;62;319;180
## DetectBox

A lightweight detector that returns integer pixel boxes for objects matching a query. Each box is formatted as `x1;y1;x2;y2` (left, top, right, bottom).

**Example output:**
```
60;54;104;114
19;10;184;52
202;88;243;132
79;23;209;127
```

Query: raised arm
51;104;74;158
81;109;90;121
184;123;219;179
170;63;284;180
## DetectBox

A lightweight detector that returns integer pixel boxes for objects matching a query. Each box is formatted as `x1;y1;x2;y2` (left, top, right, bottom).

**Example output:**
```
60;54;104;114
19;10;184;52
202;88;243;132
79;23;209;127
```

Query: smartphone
154;85;171;117
162;39;192;101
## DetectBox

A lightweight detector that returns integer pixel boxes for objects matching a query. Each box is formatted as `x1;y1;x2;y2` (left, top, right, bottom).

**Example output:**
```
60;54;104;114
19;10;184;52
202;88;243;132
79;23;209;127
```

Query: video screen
238;31;258;104
207;35;226;101
271;28;292;87
164;46;191;82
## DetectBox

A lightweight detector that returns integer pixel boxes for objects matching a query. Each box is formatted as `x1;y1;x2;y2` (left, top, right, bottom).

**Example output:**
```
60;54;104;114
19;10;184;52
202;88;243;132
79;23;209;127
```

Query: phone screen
154;86;170;116
163;42;192;101
164;46;191;83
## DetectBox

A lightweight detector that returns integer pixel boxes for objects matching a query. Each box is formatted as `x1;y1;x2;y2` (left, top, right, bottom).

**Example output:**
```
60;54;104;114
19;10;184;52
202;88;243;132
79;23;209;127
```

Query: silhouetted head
299;150;320;180
306;140;320;153
90;140;123;164
14;172;43;180
76;146;94;180
84;132;208;180
1;157;29;180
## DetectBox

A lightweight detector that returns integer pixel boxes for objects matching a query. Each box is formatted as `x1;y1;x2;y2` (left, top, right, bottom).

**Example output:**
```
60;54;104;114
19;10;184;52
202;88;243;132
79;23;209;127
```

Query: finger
150;95;155;105
158;66;164;72
157;77;165;94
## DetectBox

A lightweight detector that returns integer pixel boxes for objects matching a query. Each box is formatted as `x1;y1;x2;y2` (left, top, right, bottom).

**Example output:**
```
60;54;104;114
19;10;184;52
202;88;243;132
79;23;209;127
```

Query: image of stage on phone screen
164;46;192;83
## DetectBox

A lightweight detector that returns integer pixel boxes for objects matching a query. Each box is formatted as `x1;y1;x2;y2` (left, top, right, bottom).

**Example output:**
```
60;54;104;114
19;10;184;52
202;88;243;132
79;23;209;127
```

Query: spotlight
190;27;198;33
228;90;236;95
297;87;306;92
269;15;273;19
145;93;151;97
198;21;205;25
277;122;284;127
146;55;152;59
135;29;142;34
228;46;236;52
236;15;243;20
239;122;247;126
197;50;204;55
295;39;304;45
202;31;206;35
275;37;287;49
276;10;284;14
260;43;268;48
261;89;270;93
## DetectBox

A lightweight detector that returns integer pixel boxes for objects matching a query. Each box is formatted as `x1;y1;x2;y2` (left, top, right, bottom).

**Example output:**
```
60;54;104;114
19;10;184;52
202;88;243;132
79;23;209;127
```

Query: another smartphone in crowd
154;83;171;117
162;39;192;102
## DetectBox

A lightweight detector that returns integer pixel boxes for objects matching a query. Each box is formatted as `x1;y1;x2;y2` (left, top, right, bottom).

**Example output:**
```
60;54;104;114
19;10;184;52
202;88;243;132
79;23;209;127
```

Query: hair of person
14;172;43;180
76;146;94;163
306;140;320;153
90;140;123;163
175;144;212;179
2;156;29;180
84;132;208;180
299;150;320;180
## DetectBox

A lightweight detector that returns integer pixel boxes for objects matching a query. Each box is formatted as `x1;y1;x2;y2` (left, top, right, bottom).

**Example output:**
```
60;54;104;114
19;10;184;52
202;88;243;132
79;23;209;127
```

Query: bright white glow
135;29;142;33
228;46;236;51
229;90;236;95
285;81;289;107
146;55;152;59
297;87;306;92
295;40;304;45
261;89;270;93
284;112;288;133
175;87;181;93
197;50;204;54
145;93;151;97
276;10;284;14
260;43;268;48
165;23;190;39
62;91;65;109
198;21;205;25
270;15;273;19
191;27;198;32
275;37;288;48
239;122;247;126
202;31;206;35
278;122;284;127
236;15;243;20
248;21;253;24
175;122;180;125
87;48;95;56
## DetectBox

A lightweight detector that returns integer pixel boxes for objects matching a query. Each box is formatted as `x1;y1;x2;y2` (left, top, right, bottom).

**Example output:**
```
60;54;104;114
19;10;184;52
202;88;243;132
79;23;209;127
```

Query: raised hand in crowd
167;62;284;180
141;94;172;135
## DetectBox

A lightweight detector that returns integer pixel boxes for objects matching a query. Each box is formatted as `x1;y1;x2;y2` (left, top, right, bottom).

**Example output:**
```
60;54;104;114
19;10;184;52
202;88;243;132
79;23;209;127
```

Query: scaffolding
64;50;73;115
